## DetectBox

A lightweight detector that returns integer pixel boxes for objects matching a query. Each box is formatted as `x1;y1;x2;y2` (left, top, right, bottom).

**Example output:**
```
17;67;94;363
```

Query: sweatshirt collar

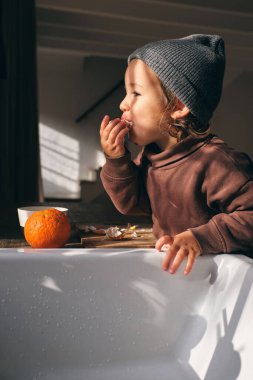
144;134;214;167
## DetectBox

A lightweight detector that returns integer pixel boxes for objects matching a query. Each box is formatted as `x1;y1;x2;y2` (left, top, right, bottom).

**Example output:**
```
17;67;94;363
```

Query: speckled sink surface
0;248;253;380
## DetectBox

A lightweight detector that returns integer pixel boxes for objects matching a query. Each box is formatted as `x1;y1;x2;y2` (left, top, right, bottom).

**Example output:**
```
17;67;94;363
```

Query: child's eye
132;91;140;97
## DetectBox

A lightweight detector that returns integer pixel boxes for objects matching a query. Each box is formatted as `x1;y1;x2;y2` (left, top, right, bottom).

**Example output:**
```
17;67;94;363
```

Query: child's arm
100;115;151;216
189;150;253;256
155;231;201;276
156;148;253;276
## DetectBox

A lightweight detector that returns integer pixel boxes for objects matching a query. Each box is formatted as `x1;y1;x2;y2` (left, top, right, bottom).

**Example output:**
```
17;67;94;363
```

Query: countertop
0;200;152;248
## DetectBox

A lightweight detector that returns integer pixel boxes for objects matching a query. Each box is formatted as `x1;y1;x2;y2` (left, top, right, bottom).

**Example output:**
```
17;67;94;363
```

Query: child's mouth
121;118;133;128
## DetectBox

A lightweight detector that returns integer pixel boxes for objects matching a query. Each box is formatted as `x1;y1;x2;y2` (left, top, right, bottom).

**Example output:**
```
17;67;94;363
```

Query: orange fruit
24;208;71;248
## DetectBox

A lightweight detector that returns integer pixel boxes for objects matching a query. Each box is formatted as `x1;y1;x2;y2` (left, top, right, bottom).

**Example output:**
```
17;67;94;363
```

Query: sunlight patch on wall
96;150;106;168
39;123;80;198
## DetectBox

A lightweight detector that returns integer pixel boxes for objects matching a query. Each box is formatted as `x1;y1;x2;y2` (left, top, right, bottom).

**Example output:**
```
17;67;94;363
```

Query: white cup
17;206;69;227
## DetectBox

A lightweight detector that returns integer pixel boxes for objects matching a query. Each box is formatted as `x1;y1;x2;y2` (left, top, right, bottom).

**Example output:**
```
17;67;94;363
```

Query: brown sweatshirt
100;134;253;255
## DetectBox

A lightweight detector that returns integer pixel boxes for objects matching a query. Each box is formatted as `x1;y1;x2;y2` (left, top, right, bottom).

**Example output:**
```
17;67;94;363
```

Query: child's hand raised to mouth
100;115;131;158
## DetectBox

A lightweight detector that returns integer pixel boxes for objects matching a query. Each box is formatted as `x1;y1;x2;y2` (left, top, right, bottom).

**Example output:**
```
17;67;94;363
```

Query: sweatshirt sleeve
100;150;151;216
190;149;253;255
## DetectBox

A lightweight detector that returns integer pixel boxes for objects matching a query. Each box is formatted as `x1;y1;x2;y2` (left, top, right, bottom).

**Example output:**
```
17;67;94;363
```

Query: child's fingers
100;119;129;158
155;235;174;251
109;121;129;143
102;118;121;140
161;241;180;271
100;115;110;135
162;250;174;271
162;246;178;271
168;241;181;257
169;248;187;274
184;250;197;276
114;126;130;146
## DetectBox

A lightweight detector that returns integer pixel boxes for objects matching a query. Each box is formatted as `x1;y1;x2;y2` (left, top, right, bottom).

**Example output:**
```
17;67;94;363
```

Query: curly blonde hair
159;82;210;142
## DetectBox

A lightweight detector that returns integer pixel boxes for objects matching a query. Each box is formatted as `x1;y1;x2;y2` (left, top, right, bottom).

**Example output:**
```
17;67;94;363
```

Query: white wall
38;49;126;199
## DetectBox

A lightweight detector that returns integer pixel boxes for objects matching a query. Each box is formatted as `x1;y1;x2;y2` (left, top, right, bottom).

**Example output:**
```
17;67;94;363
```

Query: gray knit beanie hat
128;34;225;126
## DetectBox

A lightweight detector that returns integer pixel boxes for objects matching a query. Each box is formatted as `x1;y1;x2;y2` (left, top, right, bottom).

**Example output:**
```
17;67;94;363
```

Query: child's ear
170;98;190;119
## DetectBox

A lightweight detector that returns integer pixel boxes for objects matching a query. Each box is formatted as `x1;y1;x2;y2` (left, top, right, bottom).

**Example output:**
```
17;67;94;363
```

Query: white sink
0;248;253;379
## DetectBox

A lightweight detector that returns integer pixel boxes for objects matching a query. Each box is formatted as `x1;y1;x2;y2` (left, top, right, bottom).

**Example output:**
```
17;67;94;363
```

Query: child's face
120;59;172;148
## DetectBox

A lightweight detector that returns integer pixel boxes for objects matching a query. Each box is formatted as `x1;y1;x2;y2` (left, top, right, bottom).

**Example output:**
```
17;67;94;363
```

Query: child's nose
119;96;130;112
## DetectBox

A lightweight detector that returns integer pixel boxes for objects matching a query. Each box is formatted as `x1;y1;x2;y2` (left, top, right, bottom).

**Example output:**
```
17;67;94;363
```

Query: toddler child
99;34;253;275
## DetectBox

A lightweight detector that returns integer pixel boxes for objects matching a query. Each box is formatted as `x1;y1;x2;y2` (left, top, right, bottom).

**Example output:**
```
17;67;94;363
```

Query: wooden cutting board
78;225;155;248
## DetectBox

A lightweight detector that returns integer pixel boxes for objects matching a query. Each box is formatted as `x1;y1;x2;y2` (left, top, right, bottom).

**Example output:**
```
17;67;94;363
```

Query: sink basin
0;248;252;379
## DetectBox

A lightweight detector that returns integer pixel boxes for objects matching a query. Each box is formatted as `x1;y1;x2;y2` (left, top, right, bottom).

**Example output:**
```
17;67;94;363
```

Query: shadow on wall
213;71;253;159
